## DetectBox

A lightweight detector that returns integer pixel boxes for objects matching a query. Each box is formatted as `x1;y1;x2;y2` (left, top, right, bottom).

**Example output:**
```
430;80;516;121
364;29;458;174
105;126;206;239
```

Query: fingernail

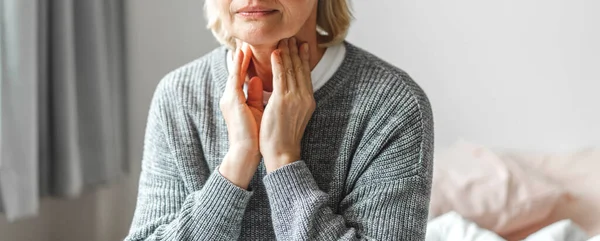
304;43;309;54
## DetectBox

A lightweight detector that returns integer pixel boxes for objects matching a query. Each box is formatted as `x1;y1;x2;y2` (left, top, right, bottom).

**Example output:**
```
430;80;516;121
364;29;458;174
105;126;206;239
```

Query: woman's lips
237;10;278;17
236;6;278;18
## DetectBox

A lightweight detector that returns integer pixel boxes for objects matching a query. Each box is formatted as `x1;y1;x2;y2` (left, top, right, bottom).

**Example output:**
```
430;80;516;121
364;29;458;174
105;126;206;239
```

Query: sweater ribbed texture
124;41;434;241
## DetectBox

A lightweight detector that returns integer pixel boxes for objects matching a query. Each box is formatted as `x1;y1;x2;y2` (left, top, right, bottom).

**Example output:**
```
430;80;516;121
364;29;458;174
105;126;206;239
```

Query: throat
248;59;274;92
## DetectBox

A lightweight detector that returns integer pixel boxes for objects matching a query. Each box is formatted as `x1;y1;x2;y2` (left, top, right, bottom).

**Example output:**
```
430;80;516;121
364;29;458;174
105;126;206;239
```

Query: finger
240;42;253;81
271;47;287;94
301;43;313;93
235;38;242;51
281;38;296;93
246;76;264;110
226;45;244;91
290;38;307;95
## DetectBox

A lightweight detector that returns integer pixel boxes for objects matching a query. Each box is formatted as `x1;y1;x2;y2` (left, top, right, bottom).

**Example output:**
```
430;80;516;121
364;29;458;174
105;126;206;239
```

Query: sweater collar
212;41;359;105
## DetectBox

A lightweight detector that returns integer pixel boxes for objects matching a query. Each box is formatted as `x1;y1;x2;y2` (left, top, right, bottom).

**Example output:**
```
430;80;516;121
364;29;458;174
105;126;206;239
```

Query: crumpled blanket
426;212;600;241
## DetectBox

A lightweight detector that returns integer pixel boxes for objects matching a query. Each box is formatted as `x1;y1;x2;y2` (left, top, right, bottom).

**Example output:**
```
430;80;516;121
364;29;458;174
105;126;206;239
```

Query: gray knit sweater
124;41;434;241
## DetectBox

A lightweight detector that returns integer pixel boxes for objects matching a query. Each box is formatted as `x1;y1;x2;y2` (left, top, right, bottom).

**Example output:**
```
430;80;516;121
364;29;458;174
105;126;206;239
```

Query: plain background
348;0;600;152
0;0;598;240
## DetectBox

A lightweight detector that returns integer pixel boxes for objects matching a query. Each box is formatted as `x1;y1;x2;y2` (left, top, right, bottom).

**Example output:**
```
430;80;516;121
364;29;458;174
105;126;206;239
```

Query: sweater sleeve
262;95;434;241
124;79;254;241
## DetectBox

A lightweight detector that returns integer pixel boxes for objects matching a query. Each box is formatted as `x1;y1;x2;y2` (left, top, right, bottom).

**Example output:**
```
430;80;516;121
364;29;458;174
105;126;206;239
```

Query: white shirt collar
226;42;346;105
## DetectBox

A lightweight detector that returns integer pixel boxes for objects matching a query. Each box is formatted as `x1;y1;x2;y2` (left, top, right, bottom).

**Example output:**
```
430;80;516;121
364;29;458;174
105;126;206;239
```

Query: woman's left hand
260;37;316;174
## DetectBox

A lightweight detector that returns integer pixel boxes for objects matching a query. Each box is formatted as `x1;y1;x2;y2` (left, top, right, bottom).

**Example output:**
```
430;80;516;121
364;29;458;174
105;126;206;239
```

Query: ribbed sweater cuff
262;161;319;206
196;165;254;215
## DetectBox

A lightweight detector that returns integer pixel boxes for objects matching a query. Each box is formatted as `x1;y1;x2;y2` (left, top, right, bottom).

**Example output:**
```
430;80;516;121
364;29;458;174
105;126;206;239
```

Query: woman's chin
232;27;292;46
235;35;282;48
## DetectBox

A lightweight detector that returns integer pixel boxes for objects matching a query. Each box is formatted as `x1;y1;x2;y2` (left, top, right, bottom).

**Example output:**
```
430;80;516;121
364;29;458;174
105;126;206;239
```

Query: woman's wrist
263;152;299;174
219;148;261;190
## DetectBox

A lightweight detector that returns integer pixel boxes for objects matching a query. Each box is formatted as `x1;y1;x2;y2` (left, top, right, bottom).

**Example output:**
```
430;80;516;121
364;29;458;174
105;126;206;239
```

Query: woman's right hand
218;42;264;189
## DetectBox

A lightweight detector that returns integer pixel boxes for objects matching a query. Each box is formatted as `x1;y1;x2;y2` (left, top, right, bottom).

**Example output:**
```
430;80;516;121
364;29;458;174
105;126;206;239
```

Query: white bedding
426;212;600;241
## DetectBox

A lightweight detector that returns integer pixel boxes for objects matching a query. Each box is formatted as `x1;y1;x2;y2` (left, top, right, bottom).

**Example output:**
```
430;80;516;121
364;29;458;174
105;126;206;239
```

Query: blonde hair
203;0;353;49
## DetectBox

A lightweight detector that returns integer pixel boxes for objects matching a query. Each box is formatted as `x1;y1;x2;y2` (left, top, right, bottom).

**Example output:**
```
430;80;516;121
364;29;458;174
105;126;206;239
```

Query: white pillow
524;220;589;241
426;211;504;241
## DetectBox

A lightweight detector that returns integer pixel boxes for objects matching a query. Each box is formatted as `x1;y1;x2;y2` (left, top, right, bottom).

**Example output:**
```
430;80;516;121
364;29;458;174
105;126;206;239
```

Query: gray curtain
0;0;127;221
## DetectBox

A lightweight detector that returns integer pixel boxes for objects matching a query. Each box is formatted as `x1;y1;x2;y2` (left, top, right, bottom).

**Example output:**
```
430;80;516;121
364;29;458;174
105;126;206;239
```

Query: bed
426;140;600;241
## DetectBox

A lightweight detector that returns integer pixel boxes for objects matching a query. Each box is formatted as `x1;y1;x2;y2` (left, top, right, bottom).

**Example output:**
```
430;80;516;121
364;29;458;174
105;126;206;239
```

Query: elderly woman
125;0;434;240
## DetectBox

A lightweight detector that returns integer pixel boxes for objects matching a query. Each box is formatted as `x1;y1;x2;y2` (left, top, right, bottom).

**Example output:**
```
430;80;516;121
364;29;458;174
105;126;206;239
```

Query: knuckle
277;72;286;80
226;75;236;84
286;68;295;76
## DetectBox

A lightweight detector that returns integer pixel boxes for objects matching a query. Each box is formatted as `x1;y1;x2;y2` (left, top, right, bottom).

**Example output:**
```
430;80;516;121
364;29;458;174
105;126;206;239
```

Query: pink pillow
429;140;571;237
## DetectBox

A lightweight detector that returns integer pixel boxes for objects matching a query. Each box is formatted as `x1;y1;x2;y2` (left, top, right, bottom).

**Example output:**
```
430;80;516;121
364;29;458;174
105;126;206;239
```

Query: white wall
346;0;600;152
0;1;217;240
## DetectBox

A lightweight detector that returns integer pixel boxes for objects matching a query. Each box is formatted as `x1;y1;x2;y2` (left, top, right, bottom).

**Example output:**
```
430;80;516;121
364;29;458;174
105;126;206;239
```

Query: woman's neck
245;32;327;92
